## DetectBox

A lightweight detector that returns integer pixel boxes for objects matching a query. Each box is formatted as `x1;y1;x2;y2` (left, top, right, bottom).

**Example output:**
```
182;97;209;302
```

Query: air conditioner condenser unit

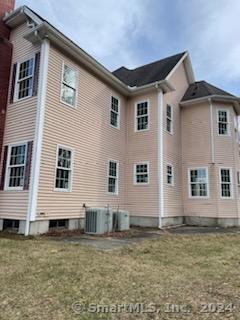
112;210;130;231
85;207;113;234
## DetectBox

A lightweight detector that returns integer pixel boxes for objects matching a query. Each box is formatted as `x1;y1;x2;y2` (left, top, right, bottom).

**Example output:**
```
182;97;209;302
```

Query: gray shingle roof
181;81;235;102
112;52;186;88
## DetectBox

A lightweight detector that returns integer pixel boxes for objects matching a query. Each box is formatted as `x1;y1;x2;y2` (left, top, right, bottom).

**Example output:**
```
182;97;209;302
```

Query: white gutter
25;38;49;236
208;98;215;163
156;85;164;228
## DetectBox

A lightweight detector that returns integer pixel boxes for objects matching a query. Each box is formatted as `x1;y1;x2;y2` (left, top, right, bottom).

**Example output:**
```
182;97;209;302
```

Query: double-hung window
16;58;34;101
237;172;240;198
166;105;173;134
167;164;174;185
135;101;149;131
134;162;149;184
107;161;118;194
218;110;229;135
220;168;232;198
55;146;73;191
110;97;120;128
7;144;27;189
189;168;208;197
61;64;76;107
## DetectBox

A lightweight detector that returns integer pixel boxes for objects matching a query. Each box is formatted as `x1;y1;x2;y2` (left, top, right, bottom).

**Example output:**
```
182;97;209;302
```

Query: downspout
156;85;164;228
25;38;50;236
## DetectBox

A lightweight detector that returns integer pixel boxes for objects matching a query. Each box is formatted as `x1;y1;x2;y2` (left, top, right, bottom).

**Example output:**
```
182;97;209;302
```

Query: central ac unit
85;208;113;234
112;210;130;231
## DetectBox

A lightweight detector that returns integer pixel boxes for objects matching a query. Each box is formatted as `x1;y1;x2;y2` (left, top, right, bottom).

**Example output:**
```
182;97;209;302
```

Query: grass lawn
0;233;240;319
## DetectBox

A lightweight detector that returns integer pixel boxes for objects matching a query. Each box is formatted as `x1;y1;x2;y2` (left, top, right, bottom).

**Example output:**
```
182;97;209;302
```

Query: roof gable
181;81;235;102
112;52;186;88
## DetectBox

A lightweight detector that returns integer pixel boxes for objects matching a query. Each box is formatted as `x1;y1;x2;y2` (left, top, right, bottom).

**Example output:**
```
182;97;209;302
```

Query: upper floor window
107;160;119;194
167;164;174;185
55;146;73;191
16;58;34;101
220;168;232;198
218;110;229;135
134;162;149;184
135;101;149;131
110;97;120;128
189;168;208;197
6;144;27;190
61;64;76;107
166;105;173;134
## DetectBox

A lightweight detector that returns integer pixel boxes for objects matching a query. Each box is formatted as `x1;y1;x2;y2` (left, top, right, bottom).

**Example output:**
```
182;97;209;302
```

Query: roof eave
3;6;42;27
180;95;240;115
24;23;175;97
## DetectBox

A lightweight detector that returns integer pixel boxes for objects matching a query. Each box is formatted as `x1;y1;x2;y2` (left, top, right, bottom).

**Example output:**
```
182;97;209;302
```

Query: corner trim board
157;88;164;227
25;39;50;236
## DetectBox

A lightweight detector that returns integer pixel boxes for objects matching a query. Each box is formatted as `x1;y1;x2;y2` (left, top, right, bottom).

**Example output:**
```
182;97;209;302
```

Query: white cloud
177;0;240;89
16;0;151;70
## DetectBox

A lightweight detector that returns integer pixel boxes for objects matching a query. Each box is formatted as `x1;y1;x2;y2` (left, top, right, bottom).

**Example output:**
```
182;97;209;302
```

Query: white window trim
188;167;209;199
166;104;173;135
217;108;231;137
110;96;120;129
134;100;150;132
60;62;78;109
219;167;233;199
167;163;174;186
14;55;35;103
107;159;119;195
54;144;74;192
5;141;28;191
134;161;150;185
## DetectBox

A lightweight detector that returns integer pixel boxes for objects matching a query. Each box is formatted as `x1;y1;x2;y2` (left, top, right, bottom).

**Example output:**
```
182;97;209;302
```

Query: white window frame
107;160;119;195
167;163;174;186
188;167;209;199
54;145;74;192
110;96;120;129
5;142;28;191
219;167;233;199
166;104;173;134
134;161;150;185
14;56;35;102
60;62;78;108
217;109;230;136
237;171;240;198
134;100;150;132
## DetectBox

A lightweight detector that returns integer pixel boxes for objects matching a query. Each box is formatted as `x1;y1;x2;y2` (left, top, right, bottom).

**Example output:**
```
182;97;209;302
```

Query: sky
16;0;240;95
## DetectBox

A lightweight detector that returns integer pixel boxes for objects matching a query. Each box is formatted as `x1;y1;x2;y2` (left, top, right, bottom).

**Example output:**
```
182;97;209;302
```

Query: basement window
49;219;68;229
3;219;19;231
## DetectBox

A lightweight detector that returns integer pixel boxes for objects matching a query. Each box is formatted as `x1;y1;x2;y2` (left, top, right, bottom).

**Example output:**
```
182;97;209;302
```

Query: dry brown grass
0;233;240;319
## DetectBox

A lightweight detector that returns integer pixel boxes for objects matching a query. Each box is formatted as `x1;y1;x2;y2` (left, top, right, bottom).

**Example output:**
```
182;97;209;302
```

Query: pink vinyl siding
0;22;39;220
36;45;127;220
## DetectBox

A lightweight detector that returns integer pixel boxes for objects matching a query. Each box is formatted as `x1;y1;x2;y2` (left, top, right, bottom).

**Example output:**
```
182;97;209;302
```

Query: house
0;1;240;236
